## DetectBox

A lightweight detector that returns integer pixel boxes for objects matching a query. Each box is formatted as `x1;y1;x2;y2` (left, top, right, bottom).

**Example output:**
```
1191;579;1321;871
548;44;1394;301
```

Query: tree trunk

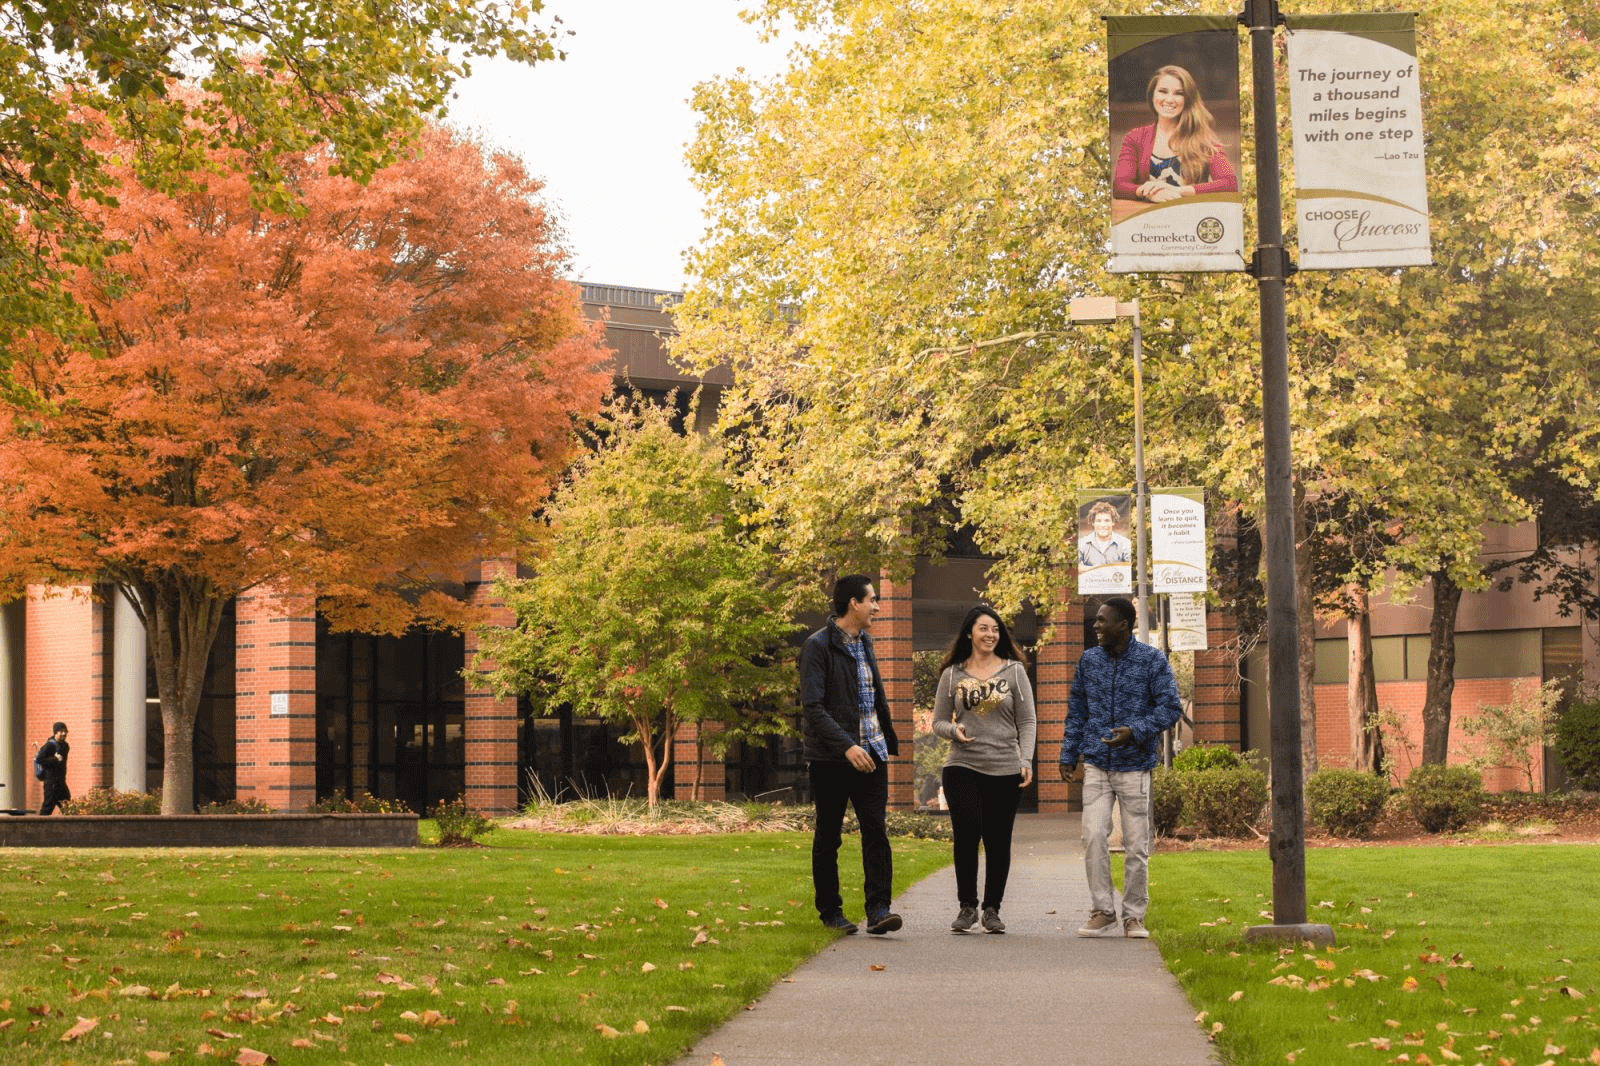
1420;570;1463;765
1294;483;1318;774
1346;587;1384;774
131;578;228;815
692;722;705;802
633;711;675;808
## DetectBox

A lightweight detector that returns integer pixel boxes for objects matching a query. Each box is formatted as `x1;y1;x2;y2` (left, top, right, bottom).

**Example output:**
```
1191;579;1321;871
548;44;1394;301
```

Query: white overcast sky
445;1;794;293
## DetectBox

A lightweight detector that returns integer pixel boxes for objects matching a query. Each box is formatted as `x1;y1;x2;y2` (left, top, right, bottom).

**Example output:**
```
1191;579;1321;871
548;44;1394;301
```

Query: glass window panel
1454;630;1541;679
1371;636;1405;682
1313;639;1348;685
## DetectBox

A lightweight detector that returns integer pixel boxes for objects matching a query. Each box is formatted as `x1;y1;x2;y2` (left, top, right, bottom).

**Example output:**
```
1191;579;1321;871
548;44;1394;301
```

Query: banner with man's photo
1076;490;1133;595
1286;13;1432;268
1107;15;1245;273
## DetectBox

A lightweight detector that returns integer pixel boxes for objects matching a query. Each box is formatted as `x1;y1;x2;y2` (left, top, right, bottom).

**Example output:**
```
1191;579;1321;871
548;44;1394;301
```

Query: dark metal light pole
1240;0;1333;945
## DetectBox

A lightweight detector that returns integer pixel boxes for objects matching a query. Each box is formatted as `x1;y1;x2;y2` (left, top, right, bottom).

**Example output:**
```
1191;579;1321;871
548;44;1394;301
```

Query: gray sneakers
1076;911;1118;937
981;907;1006;934
951;906;978;932
1123;916;1150;938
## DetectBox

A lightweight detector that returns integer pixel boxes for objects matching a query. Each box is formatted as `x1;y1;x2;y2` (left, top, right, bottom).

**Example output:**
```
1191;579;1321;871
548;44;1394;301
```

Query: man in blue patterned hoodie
1057;597;1182;938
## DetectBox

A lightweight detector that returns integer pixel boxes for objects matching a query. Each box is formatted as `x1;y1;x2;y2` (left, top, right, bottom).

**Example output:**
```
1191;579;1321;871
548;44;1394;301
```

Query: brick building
2;284;1593;813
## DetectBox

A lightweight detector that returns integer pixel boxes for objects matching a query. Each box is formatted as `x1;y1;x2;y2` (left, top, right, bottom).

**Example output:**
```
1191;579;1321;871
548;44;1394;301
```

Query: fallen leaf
61;1016;100;1042
144;1053;171;1062
393;1033;415;1044
665;1005;689;1012
1561;987;1586;999
119;985;153;998
595;1023;620;1038
869;965;886;972
641;963;656;973
633;1020;649;1034
654;898;668;909
1229;991;1244;1002
233;1050;273;1065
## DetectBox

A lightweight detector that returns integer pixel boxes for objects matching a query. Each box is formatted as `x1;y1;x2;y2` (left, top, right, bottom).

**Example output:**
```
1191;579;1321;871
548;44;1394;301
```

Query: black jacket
36;738;69;783
798;620;899;763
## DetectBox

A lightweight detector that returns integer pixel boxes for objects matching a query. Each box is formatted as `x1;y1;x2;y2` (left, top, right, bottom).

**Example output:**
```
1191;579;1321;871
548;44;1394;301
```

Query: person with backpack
36;722;70;815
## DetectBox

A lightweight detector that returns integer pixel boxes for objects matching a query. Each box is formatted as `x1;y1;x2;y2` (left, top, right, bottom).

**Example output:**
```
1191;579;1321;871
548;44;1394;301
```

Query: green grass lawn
1152;845;1600;1066
0;827;949;1065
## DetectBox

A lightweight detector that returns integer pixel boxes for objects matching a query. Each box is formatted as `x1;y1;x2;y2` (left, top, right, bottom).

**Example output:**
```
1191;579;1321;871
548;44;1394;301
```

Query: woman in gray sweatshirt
931;606;1037;933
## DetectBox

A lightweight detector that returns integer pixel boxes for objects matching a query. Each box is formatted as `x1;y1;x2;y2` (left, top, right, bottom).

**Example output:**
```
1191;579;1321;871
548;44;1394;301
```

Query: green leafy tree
0;0;567;398
675;0;1599;770
476;398;802;807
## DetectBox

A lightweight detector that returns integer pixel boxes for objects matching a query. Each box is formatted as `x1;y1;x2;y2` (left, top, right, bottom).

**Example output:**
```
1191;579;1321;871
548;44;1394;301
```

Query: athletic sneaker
1123;916;1150;939
821;912;858;934
951;906;978;932
1076;911;1118;937
981;907;1006;934
864;909;903;935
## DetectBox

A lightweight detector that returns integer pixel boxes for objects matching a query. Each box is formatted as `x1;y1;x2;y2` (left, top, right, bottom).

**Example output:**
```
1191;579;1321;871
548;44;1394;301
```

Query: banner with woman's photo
1107;15;1245;273
1076;490;1133;595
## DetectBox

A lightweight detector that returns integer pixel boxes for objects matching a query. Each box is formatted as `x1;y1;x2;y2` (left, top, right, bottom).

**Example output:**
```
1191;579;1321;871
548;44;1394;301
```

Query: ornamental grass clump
1305;767;1389;838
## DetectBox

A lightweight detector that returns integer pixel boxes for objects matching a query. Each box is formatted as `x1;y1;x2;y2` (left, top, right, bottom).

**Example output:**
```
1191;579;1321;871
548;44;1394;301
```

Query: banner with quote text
1286;13;1431;268
1150;486;1206;594
1107;15;1244;273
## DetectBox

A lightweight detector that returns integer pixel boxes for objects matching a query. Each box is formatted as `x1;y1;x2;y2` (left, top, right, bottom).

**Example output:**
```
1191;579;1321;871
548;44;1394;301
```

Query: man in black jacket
36;722;71;815
799;575;902;935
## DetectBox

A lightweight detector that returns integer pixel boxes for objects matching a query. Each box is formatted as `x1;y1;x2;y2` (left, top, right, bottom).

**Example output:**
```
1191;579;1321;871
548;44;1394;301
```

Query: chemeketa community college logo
1195;217;1225;244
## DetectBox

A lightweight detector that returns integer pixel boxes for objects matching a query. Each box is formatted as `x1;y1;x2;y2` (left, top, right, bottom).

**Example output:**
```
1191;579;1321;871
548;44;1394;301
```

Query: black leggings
942;764;1022;911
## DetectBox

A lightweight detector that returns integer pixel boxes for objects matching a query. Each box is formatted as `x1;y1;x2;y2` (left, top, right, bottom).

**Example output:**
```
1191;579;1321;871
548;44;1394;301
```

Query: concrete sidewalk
668;812;1218;1066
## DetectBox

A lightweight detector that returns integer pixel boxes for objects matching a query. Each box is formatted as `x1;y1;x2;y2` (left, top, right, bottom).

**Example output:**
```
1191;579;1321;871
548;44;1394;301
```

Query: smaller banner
1150;486;1206;593
1107;15;1245;274
1076;490;1133;595
1167;592;1209;651
1286;13;1432;268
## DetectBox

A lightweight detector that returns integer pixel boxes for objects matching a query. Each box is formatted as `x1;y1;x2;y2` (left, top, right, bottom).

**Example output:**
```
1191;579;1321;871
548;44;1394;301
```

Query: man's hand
845;744;875;772
1057;762;1082;782
1101;726;1134;749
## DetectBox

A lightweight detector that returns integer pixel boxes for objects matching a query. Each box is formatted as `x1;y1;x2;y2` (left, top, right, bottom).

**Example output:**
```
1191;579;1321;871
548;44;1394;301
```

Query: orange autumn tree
0;123;611;813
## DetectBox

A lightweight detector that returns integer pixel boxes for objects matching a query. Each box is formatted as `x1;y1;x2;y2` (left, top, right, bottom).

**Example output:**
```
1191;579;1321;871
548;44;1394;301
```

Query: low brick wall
0;813;418;848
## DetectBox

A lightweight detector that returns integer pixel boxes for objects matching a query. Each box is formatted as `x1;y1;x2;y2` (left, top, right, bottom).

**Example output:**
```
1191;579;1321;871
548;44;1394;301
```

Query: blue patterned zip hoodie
1058;638;1182;773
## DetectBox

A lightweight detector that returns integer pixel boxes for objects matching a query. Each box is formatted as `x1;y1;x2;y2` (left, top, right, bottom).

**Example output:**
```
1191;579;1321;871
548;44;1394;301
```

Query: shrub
1553;698;1600;791
1405;763;1483;833
309;790;410;814
1178;764;1268;838
198;797;276;815
1174;744;1242;772
1306;767;1389;838
430;797;493;846
1151;765;1184;837
60;787;161;815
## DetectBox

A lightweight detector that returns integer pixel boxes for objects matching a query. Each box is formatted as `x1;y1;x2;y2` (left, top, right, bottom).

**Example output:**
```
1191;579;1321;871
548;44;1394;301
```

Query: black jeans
40;779;70;816
809;757;892;918
942;764;1022;911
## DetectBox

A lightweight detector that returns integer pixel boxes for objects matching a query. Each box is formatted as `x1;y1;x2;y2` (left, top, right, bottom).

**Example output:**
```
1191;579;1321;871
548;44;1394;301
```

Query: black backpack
33;755;45;780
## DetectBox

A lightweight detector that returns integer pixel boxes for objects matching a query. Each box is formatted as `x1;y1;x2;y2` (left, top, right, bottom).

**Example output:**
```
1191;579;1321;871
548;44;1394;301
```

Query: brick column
464;558;520;814
25;586;113;809
671;720;726;801
1035;591;1085;813
1191;604;1242;750
235;587;317;811
877;573;916;811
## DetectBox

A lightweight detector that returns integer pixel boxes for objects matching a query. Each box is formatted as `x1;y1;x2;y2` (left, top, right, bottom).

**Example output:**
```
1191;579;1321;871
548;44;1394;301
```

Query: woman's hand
1019;764;1033;788
1139;181;1185;203
952;723;974;744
